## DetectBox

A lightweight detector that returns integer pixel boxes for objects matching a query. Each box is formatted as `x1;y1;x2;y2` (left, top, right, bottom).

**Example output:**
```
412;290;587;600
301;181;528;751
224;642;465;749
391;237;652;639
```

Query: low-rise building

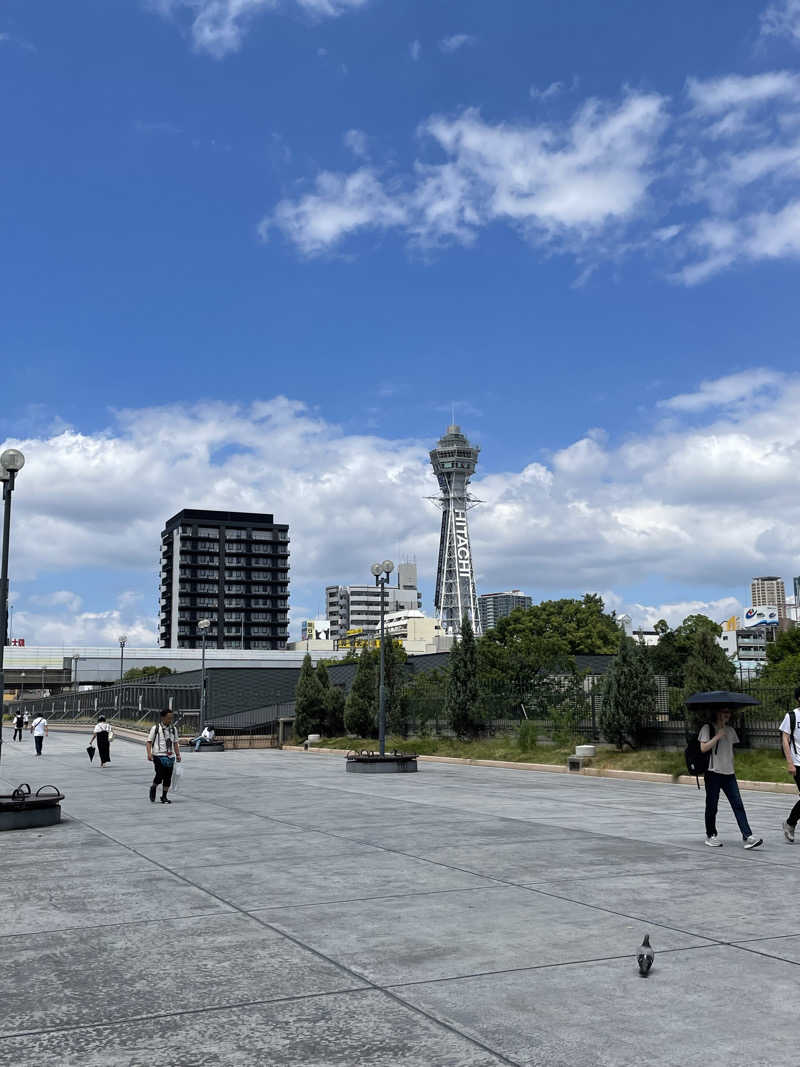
325;563;422;640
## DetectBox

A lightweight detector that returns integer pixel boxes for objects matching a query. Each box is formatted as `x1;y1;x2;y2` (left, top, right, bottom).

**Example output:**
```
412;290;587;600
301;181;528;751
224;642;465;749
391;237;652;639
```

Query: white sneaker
744;835;763;850
705;836;723;847
784;821;795;843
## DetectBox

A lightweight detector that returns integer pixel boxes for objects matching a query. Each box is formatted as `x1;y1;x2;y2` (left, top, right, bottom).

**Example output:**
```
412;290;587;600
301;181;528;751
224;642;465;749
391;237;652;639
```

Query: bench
187;741;225;752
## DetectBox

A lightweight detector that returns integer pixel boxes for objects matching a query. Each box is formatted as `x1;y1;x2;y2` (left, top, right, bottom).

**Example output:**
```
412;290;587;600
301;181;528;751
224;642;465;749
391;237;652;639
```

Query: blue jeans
704;771;752;839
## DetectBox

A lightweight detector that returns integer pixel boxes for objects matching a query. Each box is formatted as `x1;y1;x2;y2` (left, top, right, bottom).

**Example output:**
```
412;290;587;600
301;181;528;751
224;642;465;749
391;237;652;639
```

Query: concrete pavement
0;729;797;1066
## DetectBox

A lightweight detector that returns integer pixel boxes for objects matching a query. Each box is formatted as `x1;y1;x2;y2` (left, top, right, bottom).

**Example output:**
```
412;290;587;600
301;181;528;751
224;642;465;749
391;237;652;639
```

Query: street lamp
0;448;25;768
198;618;211;723
370;560;394;757
118;634;127;684
20;671;25;701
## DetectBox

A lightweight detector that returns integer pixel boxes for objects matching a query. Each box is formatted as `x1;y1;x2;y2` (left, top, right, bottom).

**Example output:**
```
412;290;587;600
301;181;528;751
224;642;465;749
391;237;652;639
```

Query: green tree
683;630;737;694
293;653;326;740
648;613;724;688
765;627;800;667
599;637;658;750
324;686;347;736
403;668;448;735
344;645;377;738
382;638;410;737
123;666;173;680
508;594;621;655
316;660;330;691
446;615;483;738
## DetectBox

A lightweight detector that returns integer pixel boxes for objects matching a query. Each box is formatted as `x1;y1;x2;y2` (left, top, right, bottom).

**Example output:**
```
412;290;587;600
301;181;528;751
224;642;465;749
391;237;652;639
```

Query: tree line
293;595;784;749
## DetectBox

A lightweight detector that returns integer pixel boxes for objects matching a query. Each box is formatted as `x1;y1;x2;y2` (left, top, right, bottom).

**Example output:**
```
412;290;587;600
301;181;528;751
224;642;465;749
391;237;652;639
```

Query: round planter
575;744;596;758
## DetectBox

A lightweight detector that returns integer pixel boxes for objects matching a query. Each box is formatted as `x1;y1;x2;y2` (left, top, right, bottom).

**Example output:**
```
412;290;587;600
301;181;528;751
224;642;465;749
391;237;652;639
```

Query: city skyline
2;1;800;644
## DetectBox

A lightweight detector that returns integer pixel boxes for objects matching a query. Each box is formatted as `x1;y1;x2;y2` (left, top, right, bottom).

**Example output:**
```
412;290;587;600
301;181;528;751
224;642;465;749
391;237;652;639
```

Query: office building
750;576;787;619
159;509;290;650
325;562;422;640
430;424;481;635
478;590;532;632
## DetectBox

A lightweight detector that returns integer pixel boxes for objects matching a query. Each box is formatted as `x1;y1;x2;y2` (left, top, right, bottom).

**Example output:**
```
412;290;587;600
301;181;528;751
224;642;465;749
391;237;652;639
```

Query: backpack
685;723;715;789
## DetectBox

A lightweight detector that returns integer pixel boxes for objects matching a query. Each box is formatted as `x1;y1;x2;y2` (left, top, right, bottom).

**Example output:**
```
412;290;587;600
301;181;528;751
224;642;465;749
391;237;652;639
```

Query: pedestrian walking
30;714;48;757
699;707;762;849
92;715;113;768
146;708;181;805
23;711;29;729
780;687;800;842
12;711;24;741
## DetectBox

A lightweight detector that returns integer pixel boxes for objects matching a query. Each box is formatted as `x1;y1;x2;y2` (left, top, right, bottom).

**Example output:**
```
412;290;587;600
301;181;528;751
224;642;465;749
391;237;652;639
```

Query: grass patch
315;735;793;783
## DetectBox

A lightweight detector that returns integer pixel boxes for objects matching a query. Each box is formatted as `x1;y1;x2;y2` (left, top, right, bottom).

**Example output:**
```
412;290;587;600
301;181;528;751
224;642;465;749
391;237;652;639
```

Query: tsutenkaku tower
429;424;481;635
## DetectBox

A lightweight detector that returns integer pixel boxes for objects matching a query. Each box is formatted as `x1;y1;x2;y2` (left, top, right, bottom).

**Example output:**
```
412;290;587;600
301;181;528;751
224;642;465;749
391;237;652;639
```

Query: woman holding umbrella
91;715;113;768
690;692;763;850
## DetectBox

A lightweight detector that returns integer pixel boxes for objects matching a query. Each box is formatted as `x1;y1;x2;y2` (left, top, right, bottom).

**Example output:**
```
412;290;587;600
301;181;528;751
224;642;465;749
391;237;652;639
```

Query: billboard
300;619;331;641
742;607;779;628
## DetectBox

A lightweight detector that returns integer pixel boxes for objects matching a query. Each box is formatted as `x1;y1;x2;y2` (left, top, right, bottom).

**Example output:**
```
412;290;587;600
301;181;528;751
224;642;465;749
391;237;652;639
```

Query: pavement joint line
63;810;524;1067
0;985;375;1041
384;941;723;989
245;883;512;913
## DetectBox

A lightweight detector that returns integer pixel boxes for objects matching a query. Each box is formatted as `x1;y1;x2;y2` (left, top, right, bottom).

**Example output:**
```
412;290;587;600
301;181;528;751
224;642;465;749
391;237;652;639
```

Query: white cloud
530;81;564;101
624;597;743;631
150;0;369;58
409;39;421;61
343;128;369;159
761;0;800;45
266;92;668;254
686;71;800;116
658;369;784;412
263;168;407;254
9;372;800;641
439;33;476;54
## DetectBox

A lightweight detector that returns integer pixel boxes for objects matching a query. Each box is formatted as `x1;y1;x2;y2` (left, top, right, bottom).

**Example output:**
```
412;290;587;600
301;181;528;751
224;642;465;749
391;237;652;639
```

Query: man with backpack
780;687;800;842
12;711;24;741
698;706;762;850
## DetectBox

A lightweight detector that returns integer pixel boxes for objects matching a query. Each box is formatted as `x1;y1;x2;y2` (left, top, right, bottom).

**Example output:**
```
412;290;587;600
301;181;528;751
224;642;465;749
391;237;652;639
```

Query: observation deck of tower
429;424;481;636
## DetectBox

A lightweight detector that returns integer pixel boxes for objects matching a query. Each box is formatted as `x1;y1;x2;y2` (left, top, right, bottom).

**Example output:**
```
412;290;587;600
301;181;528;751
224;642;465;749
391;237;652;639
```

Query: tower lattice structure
429;424;481;635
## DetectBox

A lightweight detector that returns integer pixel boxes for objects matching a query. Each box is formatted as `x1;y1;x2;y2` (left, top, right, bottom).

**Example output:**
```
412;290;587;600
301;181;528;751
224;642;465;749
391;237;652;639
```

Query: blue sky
3;0;800;645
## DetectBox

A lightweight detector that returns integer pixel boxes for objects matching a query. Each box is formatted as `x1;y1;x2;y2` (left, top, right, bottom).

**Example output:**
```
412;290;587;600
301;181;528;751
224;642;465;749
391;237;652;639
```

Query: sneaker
744;835;763;850
705;836;723;847
160;795;171;804
149;784;156;803
784;821;795;843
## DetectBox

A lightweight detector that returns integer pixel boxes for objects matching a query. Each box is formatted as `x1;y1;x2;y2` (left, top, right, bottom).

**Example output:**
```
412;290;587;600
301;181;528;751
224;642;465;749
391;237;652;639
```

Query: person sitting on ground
191;724;216;752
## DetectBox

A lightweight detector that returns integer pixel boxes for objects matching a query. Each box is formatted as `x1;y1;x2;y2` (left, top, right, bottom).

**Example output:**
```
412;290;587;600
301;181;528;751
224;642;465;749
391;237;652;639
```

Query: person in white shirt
146;708;181;805
780;688;800;842
191;724;215;752
92;716;113;767
699;706;762;850
30;715;48;757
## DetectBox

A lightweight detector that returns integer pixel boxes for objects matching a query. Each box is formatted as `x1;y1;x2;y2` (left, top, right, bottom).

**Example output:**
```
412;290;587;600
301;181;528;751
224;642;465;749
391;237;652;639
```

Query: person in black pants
12;712;24;741
699;706;762;850
146;708;182;805
780;688;800;842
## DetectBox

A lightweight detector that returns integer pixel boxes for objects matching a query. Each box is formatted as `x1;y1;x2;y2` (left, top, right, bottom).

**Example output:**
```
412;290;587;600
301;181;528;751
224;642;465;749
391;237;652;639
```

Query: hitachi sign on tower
429;424;481;635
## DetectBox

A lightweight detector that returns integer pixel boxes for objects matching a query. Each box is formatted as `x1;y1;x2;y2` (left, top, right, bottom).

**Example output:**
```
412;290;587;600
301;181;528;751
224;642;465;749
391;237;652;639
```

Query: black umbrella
685;691;760;707
86;744;95;762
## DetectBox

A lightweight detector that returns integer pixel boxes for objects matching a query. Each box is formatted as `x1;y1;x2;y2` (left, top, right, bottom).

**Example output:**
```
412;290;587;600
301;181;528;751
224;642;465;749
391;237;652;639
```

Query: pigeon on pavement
636;934;654;977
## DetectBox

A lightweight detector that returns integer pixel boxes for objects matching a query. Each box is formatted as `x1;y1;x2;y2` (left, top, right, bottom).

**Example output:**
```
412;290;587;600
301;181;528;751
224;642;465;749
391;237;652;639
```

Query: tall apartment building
750;576;787;619
478;590;532;632
159;509;290;649
325;563;422;640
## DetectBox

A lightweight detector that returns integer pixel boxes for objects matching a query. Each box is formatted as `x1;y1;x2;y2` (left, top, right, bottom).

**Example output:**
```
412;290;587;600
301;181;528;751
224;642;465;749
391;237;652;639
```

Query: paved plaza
1;730;798;1065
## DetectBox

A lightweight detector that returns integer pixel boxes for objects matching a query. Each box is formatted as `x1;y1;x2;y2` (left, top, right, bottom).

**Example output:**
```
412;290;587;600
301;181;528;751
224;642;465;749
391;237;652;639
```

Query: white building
751;576;787;619
325;563;422;640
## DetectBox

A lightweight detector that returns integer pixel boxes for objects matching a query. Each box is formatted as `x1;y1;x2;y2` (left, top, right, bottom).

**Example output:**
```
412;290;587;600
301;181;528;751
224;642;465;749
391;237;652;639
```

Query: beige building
750;576;787;619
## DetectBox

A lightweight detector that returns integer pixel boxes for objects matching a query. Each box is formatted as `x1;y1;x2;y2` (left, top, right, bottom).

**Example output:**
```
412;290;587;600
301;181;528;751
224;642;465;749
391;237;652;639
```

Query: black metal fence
398;674;797;749
4;682;202;737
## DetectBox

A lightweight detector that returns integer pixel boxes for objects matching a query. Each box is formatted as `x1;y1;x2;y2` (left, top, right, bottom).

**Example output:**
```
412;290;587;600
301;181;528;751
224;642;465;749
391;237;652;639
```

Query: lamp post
370;560;394;757
20;671;24;701
198;618;211;724
0;448;25;766
118;634;127;684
